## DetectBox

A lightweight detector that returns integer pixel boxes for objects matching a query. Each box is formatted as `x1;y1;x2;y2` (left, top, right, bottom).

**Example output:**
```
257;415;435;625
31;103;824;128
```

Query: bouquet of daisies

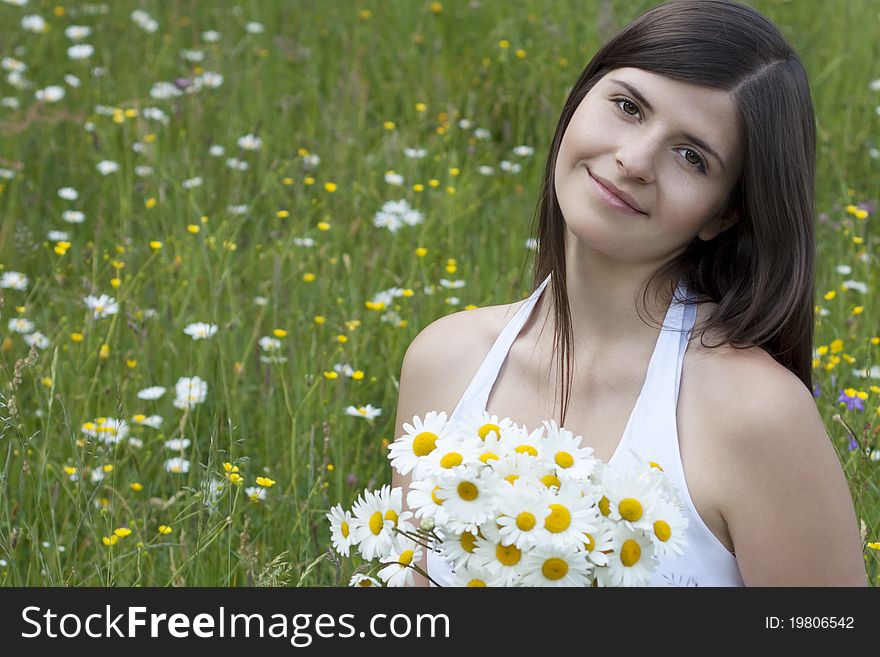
326;411;689;586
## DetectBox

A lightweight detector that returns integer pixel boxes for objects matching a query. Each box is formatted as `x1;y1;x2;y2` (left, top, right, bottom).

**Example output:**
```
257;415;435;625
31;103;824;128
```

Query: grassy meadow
0;0;878;586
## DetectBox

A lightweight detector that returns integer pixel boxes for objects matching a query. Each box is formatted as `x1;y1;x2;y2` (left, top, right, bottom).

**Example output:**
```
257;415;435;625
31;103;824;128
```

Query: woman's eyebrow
609;78;726;172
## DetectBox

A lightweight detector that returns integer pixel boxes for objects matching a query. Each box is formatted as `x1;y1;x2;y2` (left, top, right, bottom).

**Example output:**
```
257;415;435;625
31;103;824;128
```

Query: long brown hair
520;0;816;427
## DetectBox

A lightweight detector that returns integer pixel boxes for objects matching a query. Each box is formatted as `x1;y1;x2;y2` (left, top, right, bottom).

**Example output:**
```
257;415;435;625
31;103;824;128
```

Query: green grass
0;0;877;586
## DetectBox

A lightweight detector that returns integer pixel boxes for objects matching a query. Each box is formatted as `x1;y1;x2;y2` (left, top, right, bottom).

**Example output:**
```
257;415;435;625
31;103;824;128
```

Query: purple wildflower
848;435;859;452
836;389;864;412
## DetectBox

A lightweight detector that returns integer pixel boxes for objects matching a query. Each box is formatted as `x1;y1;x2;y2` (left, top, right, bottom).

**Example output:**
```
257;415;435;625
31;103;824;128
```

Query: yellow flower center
515;512;536;531
368;511;384;535
358;579;373;587
654;519;671;542
478;423;501;440
467;579;487;587
431;485;444;505
540;473;561;489
542;557;569;580
460;531;477;553
479;452;499;463
341;521;350;538
504;474;519;485
412;431;438;456
514;444;538;457
440;452;463;468
620;538;642;566
619;497;643;522
399;549;414;566
545;504;571;533
457;481;478;501
598;495;611;516
495;543;521;566
583;532;595;551
554;451;574;468
384;509;399;525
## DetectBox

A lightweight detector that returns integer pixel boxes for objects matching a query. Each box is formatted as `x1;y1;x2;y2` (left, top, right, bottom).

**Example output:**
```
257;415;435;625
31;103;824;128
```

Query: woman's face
554;66;744;264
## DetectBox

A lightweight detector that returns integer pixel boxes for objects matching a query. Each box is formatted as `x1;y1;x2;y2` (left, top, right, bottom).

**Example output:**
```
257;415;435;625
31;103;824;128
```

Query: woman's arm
714;361;867;586
391;313;471;587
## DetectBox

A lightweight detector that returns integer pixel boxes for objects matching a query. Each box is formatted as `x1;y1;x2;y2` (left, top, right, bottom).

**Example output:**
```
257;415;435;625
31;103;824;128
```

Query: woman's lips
587;169;646;215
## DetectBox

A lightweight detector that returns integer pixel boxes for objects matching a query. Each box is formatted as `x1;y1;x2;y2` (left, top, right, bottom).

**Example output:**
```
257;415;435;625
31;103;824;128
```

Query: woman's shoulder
407;302;509;372
686;301;808;423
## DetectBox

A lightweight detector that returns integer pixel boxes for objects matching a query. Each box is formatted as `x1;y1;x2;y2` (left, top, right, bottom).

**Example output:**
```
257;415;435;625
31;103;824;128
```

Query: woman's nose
616;140;656;183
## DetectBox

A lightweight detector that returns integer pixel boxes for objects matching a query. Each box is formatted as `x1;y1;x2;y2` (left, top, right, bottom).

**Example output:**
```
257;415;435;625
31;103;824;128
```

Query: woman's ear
698;208;739;241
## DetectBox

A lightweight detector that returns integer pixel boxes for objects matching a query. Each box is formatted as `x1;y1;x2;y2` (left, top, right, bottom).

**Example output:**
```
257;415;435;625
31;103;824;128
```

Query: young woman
392;0;867;586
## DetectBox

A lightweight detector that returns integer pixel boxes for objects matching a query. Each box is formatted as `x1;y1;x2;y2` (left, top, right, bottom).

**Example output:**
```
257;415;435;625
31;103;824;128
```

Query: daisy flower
82;417;129;444
164;457;190;474
65;25;93;40
67;44;94;60
405;476;448;525
0;271;28;290
471;533;527;587
435;527;481;571
326;503;356;557
596;523;657;587
83;294;119;319
538;419;598;480
433;466;503;535
420;434;483;479
388;410;455;478
645;495;689;559
377;536;423;587
598;464;664;534
519;543;593;587
473;431;506;466
173;375;207;409
534;479;601;550
245;486;266;502
495;481;551;550
454;411;515;443
137;386;166;400
34;84;64;103
8;317;34;334
96;160;119;175
349;488;396;561
58;187;79;200
499;423;545;459
576;517;616;568
349;573;381;587
237;133;261;150
163;438;190;451
132;413;163;429
486;451;541;487
344;404;382;420
62;210;85;223
24;332;49;349
447;561;499;587
183;322;218;340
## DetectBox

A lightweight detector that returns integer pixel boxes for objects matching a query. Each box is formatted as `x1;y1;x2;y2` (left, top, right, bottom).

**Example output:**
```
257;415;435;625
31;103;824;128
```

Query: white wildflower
183;322;218;340
83;293;118;319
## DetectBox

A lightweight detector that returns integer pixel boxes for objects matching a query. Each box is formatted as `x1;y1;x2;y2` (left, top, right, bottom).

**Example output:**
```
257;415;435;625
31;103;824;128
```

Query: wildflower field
0;0;878;586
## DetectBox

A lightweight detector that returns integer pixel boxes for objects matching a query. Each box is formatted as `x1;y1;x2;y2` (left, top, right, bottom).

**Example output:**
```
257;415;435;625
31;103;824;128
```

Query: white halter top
426;272;744;587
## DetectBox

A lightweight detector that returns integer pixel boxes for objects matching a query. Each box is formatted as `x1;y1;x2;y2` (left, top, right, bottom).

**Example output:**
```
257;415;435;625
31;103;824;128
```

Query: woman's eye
612;97;640;117
677;148;706;171
611;97;707;173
